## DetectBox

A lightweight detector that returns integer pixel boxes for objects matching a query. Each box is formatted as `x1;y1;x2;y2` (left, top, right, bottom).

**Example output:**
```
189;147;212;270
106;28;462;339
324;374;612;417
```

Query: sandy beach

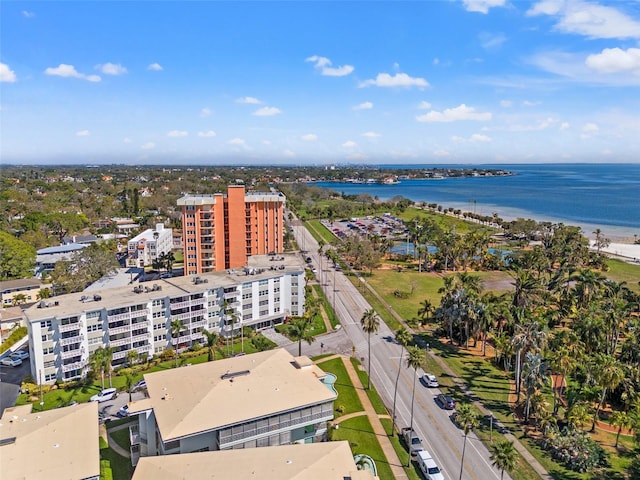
593;242;640;264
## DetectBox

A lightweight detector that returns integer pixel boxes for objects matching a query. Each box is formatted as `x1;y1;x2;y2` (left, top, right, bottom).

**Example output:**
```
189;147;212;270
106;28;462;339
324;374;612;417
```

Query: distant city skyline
2;1;640;165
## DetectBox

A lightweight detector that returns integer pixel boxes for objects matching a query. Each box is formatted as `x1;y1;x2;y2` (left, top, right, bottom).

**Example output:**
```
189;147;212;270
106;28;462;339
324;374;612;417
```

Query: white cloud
305;55;354;77
347;152;368;160
585;48;640;74
560;122;571;130
44;64;101;82
342;140;358;148
228;138;246;145
463;0;507;14
197;130;217;137
500;100;513;107
359;72;429;88
252;106;282;116
451;135;465;142
418;101;432;110
76;130;90;137
141;142;155;150
479;31;506;49
200;107;212;118
433;149;450;157
527;0;640;39
283;149;295;158
147;63;163;71
522;100;540;107
301;134;318;141
353;102;373;110
123;137;133;143
362;131;381;138
583;122;599;132
0;63;17;82
416;104;492;122
236;96;262;104
95;63;127;75
167;130;188;137
22;10;35;18
470;133;491;142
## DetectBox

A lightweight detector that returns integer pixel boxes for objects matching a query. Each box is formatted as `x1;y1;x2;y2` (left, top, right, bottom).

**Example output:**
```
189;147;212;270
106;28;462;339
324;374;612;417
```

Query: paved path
321;355;409;480
106;422;133;459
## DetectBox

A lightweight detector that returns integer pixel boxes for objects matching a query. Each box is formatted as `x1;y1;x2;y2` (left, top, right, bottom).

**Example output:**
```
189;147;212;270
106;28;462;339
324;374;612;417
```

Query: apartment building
24;254;305;384
132;441;377;480
128;349;337;463
0;278;51;307
0;402;100;480
127;223;173;267
177;185;285;275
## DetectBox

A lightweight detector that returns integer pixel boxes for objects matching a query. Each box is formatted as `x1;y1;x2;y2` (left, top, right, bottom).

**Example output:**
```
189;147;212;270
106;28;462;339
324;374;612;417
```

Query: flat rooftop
128;349;336;441
23;253;304;321
0;402;99;480
132;441;377;480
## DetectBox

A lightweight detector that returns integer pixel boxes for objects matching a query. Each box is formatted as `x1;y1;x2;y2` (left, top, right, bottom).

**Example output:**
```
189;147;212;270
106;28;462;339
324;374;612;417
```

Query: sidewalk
106;422;132;458
339;355;410;480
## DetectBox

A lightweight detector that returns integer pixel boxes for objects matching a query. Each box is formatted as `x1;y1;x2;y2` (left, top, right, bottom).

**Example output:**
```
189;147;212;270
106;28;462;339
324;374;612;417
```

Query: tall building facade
177;186;285;276
24;255;305;384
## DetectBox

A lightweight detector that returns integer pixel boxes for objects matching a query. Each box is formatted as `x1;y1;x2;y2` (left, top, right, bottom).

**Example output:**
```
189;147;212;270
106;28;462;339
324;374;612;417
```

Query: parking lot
321;214;407;241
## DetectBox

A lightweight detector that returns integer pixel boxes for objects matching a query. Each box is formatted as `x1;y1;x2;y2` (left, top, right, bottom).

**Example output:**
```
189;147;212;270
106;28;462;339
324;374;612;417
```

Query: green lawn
108;424;132;452
99;435;133;480
604;258;640;293
331;415;395;480
380;418;421;480
315;357;363;416
350;357;389;416
305;219;339;246
313;284;341;328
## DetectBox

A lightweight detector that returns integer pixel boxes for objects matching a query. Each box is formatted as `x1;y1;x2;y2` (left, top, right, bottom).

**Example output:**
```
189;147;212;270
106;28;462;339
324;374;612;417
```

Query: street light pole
489;412;493;442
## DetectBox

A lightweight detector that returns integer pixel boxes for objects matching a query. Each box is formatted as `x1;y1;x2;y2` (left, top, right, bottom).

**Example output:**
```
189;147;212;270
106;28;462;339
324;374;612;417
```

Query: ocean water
313;163;640;240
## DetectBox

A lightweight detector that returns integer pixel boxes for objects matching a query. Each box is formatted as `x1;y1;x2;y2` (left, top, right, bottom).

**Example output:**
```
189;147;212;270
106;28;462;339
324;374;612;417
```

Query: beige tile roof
131;349;337;441
0;402;100;480
132;441;377;480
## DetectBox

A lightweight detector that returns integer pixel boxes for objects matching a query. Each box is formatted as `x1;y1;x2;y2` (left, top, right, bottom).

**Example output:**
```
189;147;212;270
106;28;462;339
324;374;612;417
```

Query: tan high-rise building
177;186;285;275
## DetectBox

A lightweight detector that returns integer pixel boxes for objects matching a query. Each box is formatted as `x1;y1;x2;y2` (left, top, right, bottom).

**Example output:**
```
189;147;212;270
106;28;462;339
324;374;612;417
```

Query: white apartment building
24;254;306;384
127;223;173;267
128;349;337;463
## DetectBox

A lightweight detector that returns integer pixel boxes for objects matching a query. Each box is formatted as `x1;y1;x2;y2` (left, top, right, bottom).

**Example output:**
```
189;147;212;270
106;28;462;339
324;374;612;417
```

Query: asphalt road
290;218;510;480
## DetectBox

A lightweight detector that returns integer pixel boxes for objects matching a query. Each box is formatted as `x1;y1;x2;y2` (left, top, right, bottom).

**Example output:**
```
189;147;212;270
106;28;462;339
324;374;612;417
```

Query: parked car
422;373;439;388
1;356;22;367
10;350;29;360
416;450;445;480
117;405;130;417
132;379;147;391
401;427;424;456
436;394;455;410
90;387;118;402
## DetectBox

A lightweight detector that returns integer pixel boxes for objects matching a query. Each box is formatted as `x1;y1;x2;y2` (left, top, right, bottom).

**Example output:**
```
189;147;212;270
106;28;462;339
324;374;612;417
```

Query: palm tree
288;316;315;356
567;401;592;431
610;410;633;448
417;299;435;325
170;319;184;367
522;352;549;422
124;373;134;402
11;293;27;306
360;308;380;390
490;439;518;480
391;326;412;437
591;354;625;432
201;328;220;362
456;403;480;480
406;346;424;467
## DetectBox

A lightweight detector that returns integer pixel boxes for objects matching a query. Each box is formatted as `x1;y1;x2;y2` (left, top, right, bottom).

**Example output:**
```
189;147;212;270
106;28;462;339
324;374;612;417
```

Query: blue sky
2;0;640;165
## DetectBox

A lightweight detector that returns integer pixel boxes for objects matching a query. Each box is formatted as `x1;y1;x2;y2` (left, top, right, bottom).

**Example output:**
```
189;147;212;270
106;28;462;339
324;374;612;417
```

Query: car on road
422;373;439;388
401;427;424;456
1;356;22;367
132;379;147;391
90;387;118;402
416;450;445;480
436;393;455;410
305;256;312;263
10;350;29;361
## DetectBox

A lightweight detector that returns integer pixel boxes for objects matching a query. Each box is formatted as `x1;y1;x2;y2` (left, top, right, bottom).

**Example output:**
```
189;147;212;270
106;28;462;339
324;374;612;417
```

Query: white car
422;373;439;388
117;405;130;417
416;450;444;480
1;356;22;367
11;350;29;361
89;387;118;402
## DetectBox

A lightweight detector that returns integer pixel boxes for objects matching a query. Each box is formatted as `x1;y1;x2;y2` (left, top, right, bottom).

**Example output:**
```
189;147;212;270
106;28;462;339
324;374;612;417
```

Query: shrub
0;326;28;354
541;426;608;473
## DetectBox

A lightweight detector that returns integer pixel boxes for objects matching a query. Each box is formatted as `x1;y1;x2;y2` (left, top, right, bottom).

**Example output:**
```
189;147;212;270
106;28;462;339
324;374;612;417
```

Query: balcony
109;337;131;348
60;335;84;347
109;324;131;335
131;333;150;344
59;322;82;333
107;312;131;323
170;300;190;310
112;350;128;360
190;320;206;329
223;290;240;300
62;361;84;373
129;425;140;446
61;348;83;360
135;345;151;354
